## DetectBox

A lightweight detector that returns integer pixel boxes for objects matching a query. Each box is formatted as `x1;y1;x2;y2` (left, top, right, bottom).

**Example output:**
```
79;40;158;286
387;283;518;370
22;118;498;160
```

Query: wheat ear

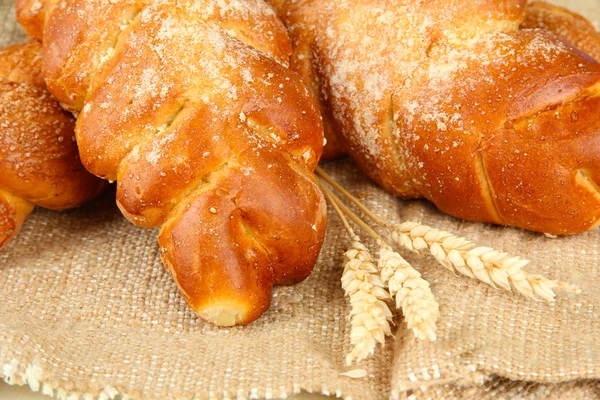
391;222;580;302
342;236;393;364
378;241;439;341
320;179;440;341
319;183;393;365
315;166;579;302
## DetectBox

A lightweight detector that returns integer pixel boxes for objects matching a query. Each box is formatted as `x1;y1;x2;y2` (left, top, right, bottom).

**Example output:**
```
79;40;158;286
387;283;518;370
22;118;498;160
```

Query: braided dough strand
17;0;327;325
272;0;600;235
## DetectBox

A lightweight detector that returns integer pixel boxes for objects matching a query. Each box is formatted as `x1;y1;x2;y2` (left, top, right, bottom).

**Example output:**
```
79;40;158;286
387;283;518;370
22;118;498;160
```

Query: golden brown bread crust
17;0;327;325
280;0;600;162
280;10;345;161
0;39;45;86
159;146;326;324
0;189;34;249
301;0;600;161
272;0;600;235
522;1;600;61
15;0;47;40
0;40;104;249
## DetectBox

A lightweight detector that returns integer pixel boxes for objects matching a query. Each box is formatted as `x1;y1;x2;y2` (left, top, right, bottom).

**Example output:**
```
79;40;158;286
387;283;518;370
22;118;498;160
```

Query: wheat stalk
319;182;394;364
390;222;580;302
378;241;439;341
315;166;579;366
342;235;393;365
320;179;440;343
315;166;579;302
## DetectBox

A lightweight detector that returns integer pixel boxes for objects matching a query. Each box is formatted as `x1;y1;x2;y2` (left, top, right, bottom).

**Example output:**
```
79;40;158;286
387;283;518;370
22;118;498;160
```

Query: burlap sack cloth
1;1;599;399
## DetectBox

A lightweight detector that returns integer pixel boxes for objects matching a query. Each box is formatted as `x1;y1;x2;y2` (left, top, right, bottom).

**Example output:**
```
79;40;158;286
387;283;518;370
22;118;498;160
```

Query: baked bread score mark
16;0;327;326
271;0;600;235
0;40;104;250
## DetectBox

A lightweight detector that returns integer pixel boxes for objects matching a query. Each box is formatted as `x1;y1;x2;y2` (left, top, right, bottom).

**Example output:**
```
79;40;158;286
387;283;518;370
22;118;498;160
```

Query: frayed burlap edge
2;1;600;399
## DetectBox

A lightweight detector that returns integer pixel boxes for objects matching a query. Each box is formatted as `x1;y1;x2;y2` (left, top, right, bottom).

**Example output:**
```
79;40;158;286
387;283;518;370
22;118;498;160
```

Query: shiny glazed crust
17;0;327;325
0;40;103;249
272;0;600;235
521;1;600;61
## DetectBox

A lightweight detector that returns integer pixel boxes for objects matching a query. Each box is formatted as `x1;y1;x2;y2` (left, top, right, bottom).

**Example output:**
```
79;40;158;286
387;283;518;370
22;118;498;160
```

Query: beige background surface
0;381;330;400
1;0;599;400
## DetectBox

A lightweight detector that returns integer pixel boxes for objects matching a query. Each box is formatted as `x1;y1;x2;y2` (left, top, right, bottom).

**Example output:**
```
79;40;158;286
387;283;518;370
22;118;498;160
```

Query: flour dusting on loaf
273;0;600;234
17;0;327;325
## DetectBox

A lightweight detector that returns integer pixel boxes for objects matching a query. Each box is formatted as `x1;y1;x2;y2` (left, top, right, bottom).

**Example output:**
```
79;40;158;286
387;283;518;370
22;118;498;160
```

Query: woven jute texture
1;1;599;399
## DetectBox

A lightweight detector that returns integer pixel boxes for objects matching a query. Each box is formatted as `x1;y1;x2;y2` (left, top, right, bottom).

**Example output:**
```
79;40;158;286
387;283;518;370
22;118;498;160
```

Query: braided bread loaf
522;2;600;61
0;40;103;249
17;0;327;326
271;0;600;235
